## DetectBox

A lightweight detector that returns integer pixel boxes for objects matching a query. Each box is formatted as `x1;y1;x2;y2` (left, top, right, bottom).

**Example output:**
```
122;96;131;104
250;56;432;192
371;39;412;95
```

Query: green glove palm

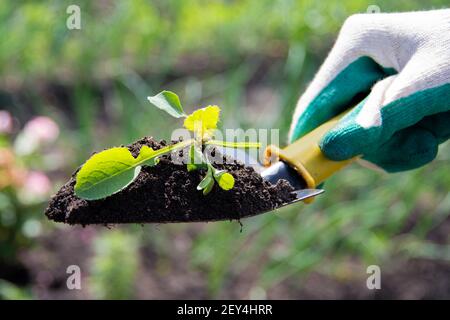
289;11;450;172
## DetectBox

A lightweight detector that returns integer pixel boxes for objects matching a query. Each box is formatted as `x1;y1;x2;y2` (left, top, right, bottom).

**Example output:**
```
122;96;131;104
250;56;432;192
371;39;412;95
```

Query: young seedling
74;90;260;200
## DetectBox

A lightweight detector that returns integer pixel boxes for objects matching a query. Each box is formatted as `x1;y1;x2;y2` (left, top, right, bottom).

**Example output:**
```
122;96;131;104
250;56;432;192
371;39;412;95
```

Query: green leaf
136;145;161;166
197;171;213;190
202;180;214;195
147;90;186;118
75;139;194;200
215;172;235;190
197;165;214;193
74;147;144;200
206;140;261;149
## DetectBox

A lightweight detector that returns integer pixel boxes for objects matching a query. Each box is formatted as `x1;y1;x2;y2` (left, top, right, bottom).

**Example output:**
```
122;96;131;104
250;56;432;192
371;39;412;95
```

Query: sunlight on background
0;0;449;299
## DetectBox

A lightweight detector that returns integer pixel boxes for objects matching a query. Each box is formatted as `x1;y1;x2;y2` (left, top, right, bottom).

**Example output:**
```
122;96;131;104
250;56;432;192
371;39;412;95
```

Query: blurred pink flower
0;110;13;134
22;171;51;198
23;116;59;144
14;116;60;155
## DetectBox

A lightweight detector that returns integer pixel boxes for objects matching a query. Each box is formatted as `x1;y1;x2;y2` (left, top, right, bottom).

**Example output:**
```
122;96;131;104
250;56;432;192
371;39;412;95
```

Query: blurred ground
0;1;449;299
15;222;450;299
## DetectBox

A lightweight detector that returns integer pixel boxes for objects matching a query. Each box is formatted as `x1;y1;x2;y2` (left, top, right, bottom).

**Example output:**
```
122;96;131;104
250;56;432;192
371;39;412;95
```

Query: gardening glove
289;9;450;172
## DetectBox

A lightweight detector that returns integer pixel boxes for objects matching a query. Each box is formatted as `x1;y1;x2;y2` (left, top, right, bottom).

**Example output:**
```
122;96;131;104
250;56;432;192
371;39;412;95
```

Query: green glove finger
371;110;450;172
290;56;392;142
363;126;438;172
321;83;450;162
417;110;450;144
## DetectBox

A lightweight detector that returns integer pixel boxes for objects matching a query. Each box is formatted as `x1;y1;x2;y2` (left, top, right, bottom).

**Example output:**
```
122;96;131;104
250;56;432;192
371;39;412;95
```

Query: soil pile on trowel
45;137;296;225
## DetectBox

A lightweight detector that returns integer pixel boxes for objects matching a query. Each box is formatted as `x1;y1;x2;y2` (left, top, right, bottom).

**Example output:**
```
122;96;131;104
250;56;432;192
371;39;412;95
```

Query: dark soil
45;137;296;225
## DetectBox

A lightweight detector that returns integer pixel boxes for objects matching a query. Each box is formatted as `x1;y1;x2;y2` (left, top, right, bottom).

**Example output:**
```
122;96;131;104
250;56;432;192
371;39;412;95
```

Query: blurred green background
0;0;449;299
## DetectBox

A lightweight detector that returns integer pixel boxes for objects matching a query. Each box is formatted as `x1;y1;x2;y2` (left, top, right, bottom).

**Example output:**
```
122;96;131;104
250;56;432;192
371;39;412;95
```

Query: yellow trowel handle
264;111;358;194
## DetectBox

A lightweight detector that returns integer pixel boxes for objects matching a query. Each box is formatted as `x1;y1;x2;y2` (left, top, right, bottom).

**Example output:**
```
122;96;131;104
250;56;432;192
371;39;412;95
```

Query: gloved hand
289;9;450;172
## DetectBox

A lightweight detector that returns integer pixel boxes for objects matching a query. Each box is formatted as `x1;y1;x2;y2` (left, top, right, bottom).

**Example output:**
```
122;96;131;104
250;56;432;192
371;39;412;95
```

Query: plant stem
135;138;194;167
205;140;261;149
